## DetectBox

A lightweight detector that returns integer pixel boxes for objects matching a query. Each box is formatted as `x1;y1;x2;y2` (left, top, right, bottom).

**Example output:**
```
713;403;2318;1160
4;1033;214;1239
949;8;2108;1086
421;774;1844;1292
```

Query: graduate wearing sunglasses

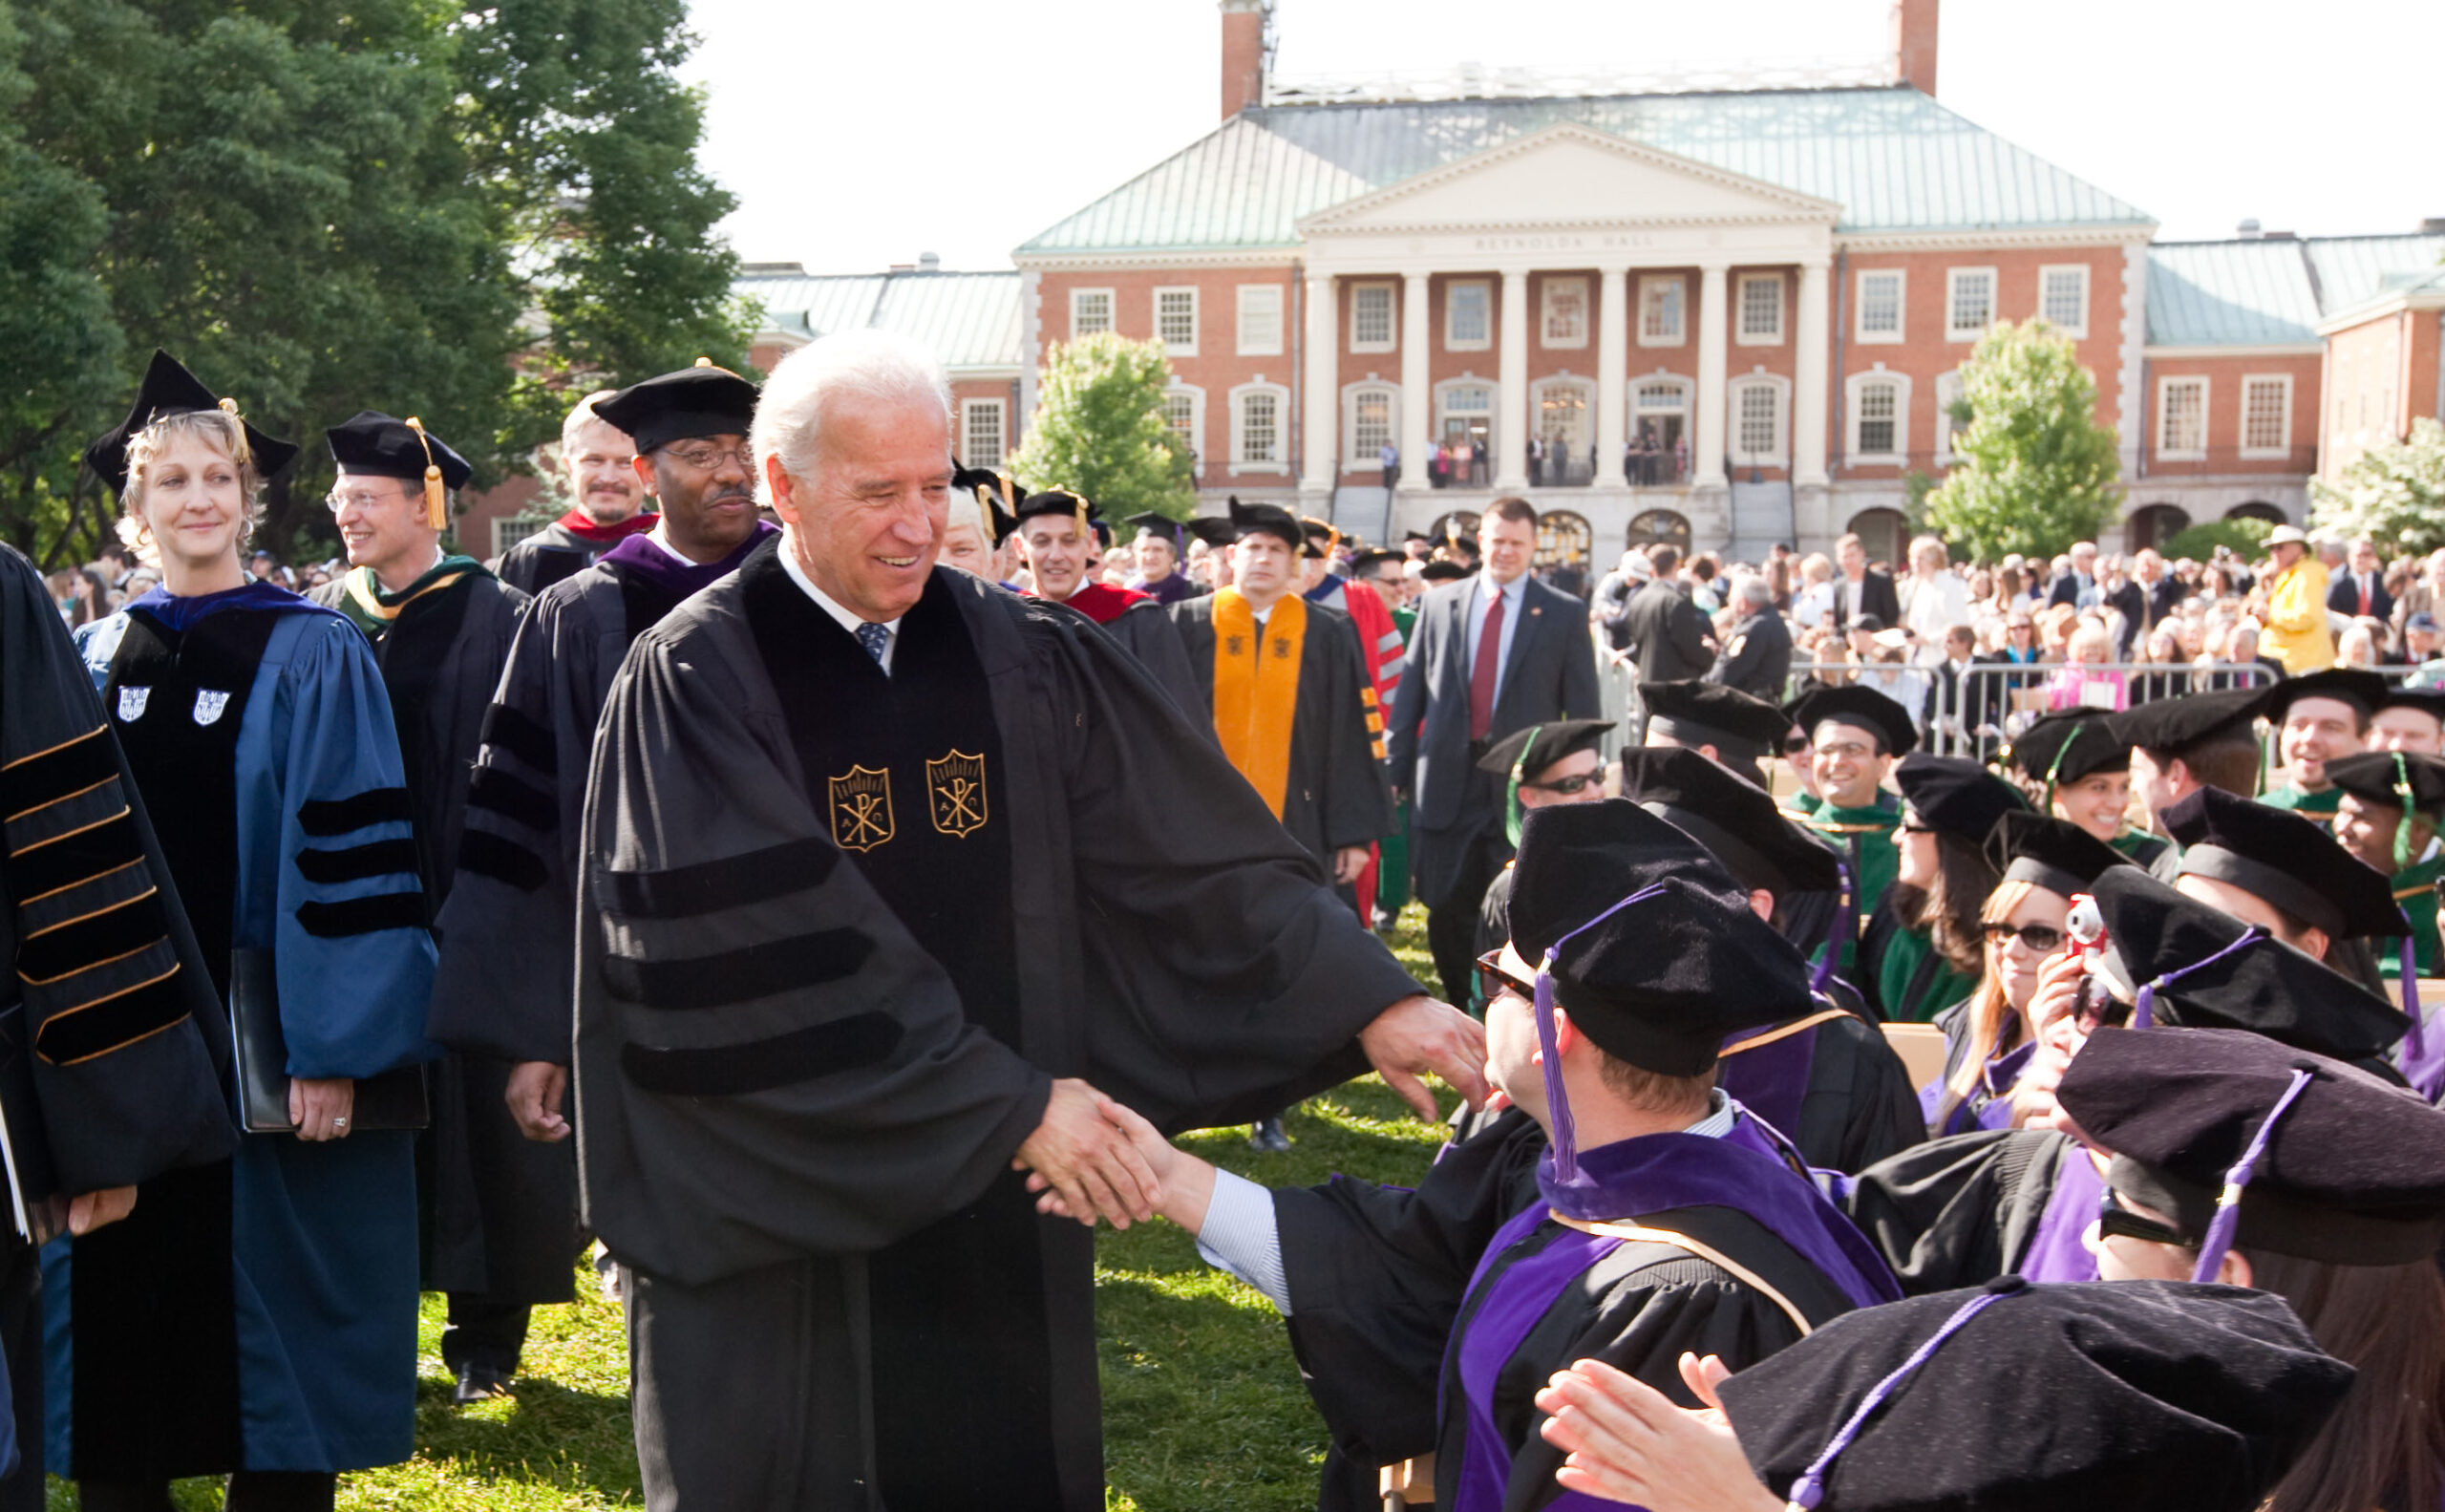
1469;719;1613;1012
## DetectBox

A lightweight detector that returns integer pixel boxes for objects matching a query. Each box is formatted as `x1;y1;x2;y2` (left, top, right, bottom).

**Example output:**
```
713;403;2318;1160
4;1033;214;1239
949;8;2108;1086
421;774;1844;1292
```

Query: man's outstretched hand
1360;994;1489;1119
1013;1078;1163;1230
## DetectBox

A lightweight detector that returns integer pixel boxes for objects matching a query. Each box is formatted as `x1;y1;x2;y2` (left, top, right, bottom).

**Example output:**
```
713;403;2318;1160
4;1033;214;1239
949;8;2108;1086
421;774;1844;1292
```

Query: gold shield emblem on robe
925;750;989;838
828;765;895;852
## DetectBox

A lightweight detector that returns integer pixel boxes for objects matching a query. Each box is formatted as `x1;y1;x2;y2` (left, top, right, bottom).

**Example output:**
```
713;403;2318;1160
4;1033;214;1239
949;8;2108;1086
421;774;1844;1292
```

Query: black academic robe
576;545;1424;1512
495;519;621;597
1168;595;1390;866
309;571;575;1304
0;548;234;1500
1842;1127;2082;1295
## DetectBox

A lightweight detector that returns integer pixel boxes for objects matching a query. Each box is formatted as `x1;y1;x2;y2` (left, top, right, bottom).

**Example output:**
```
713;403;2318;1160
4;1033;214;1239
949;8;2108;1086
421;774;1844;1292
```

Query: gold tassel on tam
404;416;447;529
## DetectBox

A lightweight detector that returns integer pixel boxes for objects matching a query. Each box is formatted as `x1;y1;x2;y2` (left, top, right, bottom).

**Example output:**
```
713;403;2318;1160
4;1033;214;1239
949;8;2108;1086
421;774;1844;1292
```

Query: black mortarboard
1226;497;1303;550
2005;710;2129;788
2264;667;2390;723
1350;548;1404;575
1638;680;1790;769
2105;685;2269;758
2063;1027;2445;1267
1121;511;1186;554
1474;719;1611;782
1984;810;2130;900
1182;515;1238;548
84;350;299;497
2325;749;2445;820
2379;684;2445;729
1893;752;2027;840
1012;487;1096;530
1501;800;1812;1079
1787;685;1916;756
1299;516;1341;561
2085;864;2406;1061
1419;560;1469;584
1619;747;1840;898
593;359;758;453
951;463;1019;543
1720;1278;2351;1512
2162;785;2403;940
326;410;471;530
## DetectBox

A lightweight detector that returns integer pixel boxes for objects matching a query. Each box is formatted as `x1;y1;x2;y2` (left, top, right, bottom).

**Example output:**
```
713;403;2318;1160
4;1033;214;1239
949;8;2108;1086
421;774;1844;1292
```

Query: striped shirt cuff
1195;1168;1293;1315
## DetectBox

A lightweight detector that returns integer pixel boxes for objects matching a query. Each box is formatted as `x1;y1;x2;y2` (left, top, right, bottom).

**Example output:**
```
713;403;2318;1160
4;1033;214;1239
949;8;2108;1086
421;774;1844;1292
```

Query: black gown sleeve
1807;1014;1925;1174
1;550;231;1199
1315;610;1391;854
1841;1128;2060;1295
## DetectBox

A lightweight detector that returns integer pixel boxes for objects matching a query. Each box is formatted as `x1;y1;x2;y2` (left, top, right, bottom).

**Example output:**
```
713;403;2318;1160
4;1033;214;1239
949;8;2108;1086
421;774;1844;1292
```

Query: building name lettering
1470;232;1659;252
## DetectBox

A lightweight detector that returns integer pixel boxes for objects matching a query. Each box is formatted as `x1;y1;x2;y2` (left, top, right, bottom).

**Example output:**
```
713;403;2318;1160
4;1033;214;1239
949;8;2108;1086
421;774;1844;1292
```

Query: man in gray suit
1386;496;1604;1003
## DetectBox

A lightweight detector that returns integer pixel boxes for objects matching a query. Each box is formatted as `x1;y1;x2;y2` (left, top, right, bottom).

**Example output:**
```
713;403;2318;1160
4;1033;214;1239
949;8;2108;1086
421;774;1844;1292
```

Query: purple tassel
2401;940;2426;1059
1533;882;1667;1189
2189;1069;2315;1284
2133;926;2265;1034
1810;860;1851;995
1783;1279;2029;1508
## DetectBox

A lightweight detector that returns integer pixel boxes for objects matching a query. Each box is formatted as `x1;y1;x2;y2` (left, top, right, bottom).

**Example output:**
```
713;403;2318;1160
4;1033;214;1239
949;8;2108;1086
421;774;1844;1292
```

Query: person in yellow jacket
2260;524;2335;672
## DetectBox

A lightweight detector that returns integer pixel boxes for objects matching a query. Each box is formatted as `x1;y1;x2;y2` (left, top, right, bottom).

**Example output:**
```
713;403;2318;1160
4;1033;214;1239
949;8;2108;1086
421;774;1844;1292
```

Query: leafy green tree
1010;334;1197;517
2309;417;2445;556
2163;517;2274;562
1923;319;2122;564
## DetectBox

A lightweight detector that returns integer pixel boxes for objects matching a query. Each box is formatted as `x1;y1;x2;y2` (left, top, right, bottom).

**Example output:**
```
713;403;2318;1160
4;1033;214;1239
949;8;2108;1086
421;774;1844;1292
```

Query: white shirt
1464;572;1527;708
778;542;904;673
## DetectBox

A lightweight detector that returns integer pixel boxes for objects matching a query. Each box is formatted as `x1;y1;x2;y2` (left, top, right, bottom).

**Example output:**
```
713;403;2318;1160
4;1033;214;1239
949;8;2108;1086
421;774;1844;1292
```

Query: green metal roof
1018;87;2154;255
2143;232;2445;346
736;269;1022;369
2305;233;2445;314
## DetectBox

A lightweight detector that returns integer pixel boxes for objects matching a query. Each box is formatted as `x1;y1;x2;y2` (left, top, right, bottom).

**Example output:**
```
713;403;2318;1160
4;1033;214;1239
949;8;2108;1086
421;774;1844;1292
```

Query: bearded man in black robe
576;329;1485;1512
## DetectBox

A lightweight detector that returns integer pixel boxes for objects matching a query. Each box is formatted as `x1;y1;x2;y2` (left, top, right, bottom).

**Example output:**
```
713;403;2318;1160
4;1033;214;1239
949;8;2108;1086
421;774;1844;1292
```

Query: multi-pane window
1348;388;1394;465
2040;266;2089;336
2158;377;2207;457
1856;381;1899;456
1163;388;1200;459
1156;287;1198;354
1447;282;1491;348
2243;376;2291;456
1237;389;1283;465
1946;268;1995;340
1237;286;1284;354
1736;273;1784;344
1350;283;1394;351
1072;288;1114;337
962;399;1005;466
1639;276;1685;345
1857;269;1903;341
1934;371;1966;460
1733;382;1783;461
1541;277;1588;347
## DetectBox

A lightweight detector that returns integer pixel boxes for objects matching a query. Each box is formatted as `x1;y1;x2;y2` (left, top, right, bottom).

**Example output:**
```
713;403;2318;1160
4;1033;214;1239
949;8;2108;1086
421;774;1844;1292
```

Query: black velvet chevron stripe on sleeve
599;928;874;1010
618;1012;904;1097
6;812;139;905
296;891;430;938
2;726;118;824
478;702;556;773
14;890;166;984
34;970;191;1066
456;828;547;892
294;838;423;885
466;767;555;832
297;786;415;836
604;837;840;920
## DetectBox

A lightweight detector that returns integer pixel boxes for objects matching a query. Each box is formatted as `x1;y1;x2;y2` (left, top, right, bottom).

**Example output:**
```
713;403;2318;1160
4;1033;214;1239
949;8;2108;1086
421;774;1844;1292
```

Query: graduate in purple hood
1039;799;1899;1512
427;361;773;1157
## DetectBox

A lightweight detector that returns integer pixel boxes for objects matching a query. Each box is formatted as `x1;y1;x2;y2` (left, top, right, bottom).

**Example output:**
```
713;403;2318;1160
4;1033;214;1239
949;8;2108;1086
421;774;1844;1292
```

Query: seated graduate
1617;747;1921;1173
1039;800;1901;1512
1471;718;1613;999
2262;668;2392;815
2372;684;2445;754
2055;1025;2445;1512
1860;753;2026;1024
1532;1277;2350;1512
2325;749;2445;983
2004;708;2170;866
1783;686;1915;975
2103;684;2274;873
1922;811;2131;1139
1635;679;1789;791
1844;862;2406;1294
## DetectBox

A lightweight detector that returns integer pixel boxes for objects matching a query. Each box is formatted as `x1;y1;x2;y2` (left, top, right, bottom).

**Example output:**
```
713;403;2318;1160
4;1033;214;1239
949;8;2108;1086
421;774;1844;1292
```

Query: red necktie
1470;586;1505;740
2360;577;2372;616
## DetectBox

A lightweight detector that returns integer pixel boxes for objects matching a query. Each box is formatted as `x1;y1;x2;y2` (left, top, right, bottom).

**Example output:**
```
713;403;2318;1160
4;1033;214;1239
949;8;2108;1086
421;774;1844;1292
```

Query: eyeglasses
1981;920;2067;952
1474;949;1535;1007
1520;773;1602;796
658;442;754;473
2095;1186;2195;1249
1899;820;1937;836
1782;736;1812;756
324;485;410;516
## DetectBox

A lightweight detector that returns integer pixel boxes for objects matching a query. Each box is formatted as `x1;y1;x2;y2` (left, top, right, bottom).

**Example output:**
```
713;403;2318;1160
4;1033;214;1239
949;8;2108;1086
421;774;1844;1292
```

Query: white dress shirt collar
776;542;904;671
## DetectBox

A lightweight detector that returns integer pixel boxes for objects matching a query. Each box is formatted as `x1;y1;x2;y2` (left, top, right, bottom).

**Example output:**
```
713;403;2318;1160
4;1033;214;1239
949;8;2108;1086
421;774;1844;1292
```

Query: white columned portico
1693;262;1730;488
1793;259;1831;488
1300;271;1338;504
1496;268;1530;492
1398;271;1432;495
1595;265;1629;485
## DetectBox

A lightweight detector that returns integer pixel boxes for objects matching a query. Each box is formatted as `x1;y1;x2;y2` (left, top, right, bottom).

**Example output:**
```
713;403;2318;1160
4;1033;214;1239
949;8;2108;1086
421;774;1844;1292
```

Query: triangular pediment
1298;121;1839;236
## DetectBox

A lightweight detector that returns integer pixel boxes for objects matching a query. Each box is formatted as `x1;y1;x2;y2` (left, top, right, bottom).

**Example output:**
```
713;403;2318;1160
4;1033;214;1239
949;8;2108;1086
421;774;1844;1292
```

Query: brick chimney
1892;0;1938;96
1221;0;1267;119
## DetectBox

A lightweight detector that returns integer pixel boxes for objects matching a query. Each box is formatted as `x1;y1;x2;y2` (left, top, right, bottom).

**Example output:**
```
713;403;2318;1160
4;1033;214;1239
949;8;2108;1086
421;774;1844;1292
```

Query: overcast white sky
682;0;2444;271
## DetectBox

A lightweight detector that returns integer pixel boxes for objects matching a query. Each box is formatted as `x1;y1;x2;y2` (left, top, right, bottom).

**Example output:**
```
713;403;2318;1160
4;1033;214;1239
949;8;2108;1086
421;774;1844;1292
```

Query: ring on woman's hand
332;1118;349;1129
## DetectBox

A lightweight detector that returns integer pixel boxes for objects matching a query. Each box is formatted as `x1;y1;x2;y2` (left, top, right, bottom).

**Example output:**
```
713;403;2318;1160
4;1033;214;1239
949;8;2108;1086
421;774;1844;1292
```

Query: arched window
2126;504;2191;552
1435;379;1498;475
2225;501;2286;525
1846;507;1909;570
1428;510;1481;550
1628;375;1691;484
1228;381;1290;474
1845;369;1913;465
1532;376;1594;483
1626;509;1692;555
1163;383;1206;478
1537;510;1592;569
1341;382;1401;470
1726;374;1790;468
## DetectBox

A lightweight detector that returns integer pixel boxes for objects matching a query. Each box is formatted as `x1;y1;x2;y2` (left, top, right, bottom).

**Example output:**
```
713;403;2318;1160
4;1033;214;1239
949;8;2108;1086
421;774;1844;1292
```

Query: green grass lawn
60;909;1453;1510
